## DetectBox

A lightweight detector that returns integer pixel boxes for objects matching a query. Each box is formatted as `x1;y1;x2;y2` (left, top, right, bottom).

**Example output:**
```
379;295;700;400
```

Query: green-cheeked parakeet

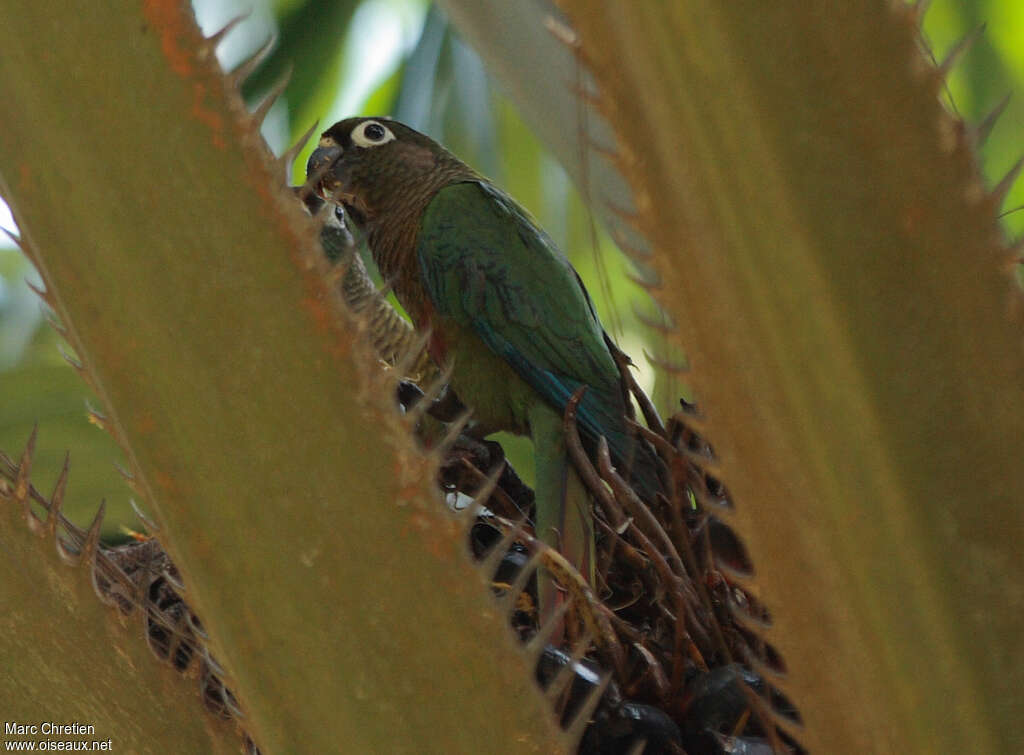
308;117;665;610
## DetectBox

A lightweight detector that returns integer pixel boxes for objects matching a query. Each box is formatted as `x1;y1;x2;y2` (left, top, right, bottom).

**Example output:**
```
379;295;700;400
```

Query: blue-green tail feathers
488;326;665;502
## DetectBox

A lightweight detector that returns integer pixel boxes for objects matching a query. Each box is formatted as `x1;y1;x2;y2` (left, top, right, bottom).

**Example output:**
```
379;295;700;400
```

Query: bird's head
307;117;465;229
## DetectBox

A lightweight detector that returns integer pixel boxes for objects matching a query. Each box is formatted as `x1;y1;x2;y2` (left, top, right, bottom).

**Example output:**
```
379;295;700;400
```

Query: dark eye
351;120;396;148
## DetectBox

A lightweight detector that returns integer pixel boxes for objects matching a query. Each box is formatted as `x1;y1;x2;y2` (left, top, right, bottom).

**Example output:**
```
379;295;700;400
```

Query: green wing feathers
416;181;664;500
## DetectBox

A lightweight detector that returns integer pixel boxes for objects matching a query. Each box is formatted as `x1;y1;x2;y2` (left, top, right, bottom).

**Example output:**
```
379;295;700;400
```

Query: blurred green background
1;0;1021;537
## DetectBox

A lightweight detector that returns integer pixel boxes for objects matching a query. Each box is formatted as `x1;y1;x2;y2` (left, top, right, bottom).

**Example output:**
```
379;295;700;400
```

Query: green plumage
308;117;664;607
419;183;622;428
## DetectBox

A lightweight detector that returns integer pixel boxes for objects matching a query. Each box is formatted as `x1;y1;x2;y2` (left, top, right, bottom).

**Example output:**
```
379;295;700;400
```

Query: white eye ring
351;120;396;148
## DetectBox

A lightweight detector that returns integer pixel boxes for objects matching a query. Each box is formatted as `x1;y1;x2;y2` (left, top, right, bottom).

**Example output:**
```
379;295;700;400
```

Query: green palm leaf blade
440;0;1024;751
0;1;562;752
0;457;244;754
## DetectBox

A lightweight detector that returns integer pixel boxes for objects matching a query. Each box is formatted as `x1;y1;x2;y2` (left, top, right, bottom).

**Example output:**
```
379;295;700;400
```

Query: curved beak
306;141;343;199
